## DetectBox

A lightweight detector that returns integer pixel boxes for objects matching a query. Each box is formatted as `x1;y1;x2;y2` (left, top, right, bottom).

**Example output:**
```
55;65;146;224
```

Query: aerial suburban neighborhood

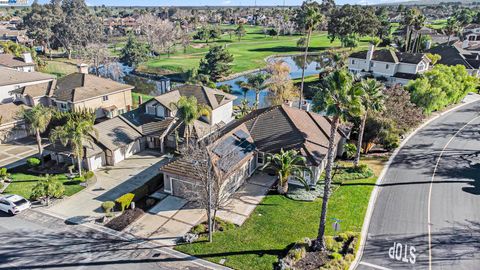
0;0;479;270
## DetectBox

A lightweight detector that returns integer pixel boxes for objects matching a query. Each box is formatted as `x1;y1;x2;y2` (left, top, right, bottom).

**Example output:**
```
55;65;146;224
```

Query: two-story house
348;44;431;85
51;64;134;119
0;52;35;72
0;67;55;104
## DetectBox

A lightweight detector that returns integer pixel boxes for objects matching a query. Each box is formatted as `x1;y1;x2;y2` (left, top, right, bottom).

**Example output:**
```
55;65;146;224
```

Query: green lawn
139;25;370;76
131;92;153;108
427;19;448;30
4;173;85;199
175;157;386;270
40;59;78;78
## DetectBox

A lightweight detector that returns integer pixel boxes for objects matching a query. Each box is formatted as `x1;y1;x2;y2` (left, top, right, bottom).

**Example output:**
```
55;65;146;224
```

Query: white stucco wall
211;101;234;125
397;63;419;74
0;78;53;103
348;58;369;71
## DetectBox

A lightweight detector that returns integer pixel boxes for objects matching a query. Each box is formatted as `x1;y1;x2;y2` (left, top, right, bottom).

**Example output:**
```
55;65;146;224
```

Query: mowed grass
40;59;78;77
131;92;153;108
4;173;85;199
140;25;370;75
175;157;386;270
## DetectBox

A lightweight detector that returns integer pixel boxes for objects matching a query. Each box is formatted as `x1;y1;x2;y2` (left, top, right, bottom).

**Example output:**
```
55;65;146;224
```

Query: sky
36;0;406;7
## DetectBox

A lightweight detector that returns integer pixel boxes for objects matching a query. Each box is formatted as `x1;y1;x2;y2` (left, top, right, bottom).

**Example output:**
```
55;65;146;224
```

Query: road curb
349;96;480;270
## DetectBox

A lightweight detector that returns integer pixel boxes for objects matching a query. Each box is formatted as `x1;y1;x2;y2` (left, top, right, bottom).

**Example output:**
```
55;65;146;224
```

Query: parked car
0;195;31;215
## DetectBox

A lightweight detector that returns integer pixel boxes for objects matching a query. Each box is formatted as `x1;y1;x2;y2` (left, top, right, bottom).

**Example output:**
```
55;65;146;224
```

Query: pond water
117;53;332;108
216;54;331;108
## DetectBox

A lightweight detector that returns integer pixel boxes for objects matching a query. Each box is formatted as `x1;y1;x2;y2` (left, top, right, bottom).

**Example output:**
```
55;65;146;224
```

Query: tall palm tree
262;149;310;194
170;96;211;148
237;73;271;109
445;18;462;45
312;69;364;251
298;2;324;109
20;105;53;159
354;79;385;167
402;8;425;53
49;118;97;177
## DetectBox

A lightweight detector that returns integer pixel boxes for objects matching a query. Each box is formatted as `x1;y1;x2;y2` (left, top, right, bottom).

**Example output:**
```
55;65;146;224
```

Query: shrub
102;201;115;216
214;217;236;231
191;224;207;234
115;193;135;212
0;168;9;180
26;157;41;167
343;143;357;159
286;184;324;201
334;165;374;182
382;132;400;151
84;171;94;180
30;175;65;204
330;252;343;260
324;236;342;253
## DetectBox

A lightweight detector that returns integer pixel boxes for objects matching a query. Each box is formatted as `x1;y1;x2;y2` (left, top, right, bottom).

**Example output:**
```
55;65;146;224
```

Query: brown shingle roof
153;84;237;110
0;67;54;87
92;117;142;151
0;54;33;68
13;81;55;98
0;103;27;125
54;73;133;103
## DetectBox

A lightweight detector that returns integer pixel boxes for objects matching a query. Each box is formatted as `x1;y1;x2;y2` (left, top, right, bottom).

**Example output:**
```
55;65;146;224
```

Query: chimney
138;95;143;105
425;40;432;50
284;100;293;107
22;52;33;64
462;39;469;49
77;63;89;74
366;44;375;62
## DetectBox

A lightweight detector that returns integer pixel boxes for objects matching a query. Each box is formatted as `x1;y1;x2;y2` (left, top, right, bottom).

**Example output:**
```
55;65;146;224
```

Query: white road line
359;261;393;270
427;115;480;270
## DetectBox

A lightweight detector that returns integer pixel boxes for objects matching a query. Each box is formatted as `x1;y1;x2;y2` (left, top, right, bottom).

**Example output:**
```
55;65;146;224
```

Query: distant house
51;64;134;119
427;43;480;77
0;28;32;45
0;67;55;104
160;104;347;198
0;103;29;143
348;44;431;85
0;52;35;72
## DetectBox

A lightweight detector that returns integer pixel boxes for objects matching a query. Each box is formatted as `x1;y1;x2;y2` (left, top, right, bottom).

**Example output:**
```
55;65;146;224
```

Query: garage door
88;154;104;171
125;140;141;158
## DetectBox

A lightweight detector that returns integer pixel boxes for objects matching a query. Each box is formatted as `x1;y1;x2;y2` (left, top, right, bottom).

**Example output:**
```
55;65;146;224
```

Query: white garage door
113;140;142;165
88;155;104;171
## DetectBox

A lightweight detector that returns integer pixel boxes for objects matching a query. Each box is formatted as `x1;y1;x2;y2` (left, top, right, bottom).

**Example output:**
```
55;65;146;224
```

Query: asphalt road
0;210;208;270
357;101;480;270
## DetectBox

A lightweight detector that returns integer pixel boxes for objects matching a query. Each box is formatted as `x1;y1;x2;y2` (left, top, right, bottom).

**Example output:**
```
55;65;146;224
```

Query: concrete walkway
0;137;39;168
126;172;276;245
42;151;169;221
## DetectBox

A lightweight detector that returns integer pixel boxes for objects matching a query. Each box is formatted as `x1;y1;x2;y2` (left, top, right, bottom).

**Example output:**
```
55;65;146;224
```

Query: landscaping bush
84;171;94;180
0;168;10;181
115;193;135;212
381;132;400;151
343;143;357;160
102;201;115;216
286;184;324;201
105;208;144;231
333;165;374;183
26;158;41;168
214;217;236;232
30;175;65;204
329;252;342;260
191;224;207;235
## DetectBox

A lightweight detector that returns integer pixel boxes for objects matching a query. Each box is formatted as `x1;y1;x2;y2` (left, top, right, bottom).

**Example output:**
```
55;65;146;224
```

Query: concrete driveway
126;173;276;246
0;137;39;168
43;150;169;221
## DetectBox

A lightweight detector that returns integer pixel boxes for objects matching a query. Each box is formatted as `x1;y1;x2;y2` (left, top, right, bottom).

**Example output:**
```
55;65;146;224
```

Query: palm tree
298;3;324;109
402;8;425;53
20;105;53;160
312;69;363;251
233;99;254;119
262;149;310;194
237;73;271;109
445;18;461;45
49;118;97;177
354;79;385;167
170;96;211;148
31;174;64;206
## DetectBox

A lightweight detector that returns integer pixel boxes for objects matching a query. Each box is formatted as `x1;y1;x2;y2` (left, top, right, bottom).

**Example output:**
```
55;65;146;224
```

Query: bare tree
78;43;111;76
137;14;159;55
180;134;233;242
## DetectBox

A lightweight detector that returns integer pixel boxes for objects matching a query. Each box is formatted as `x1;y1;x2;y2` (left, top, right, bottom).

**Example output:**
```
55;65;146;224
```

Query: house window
102;95;109;101
351;59;355;65
370;62;375;67
59;103;67;110
146;105;156;115
257;152;264;166
118;109;125;115
386;64;389;69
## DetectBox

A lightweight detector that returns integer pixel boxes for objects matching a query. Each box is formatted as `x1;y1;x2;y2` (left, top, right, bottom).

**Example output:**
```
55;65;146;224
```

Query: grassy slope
4;173;84;199
140;25;369;75
175;157;386;270
40;59;78;78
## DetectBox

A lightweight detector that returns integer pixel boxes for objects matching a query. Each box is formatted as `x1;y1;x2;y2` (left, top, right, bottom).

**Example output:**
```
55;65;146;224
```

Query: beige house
0;103;29;143
0;67;55;104
51;66;133;119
